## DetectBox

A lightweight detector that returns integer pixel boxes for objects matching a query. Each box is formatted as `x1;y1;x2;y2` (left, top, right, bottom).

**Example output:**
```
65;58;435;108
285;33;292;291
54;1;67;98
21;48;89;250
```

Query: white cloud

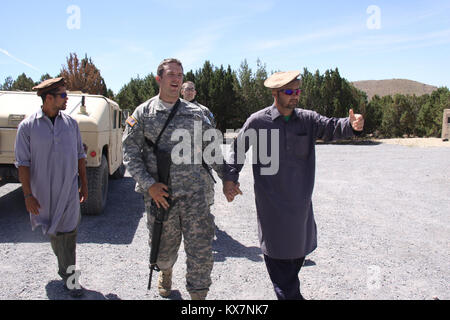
251;25;450;58
250;25;358;51
172;15;244;67
173;33;221;67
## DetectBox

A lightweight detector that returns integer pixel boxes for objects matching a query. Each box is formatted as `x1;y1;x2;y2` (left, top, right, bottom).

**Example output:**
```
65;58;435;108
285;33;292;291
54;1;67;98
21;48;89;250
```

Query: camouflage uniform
122;96;223;293
186;99;216;128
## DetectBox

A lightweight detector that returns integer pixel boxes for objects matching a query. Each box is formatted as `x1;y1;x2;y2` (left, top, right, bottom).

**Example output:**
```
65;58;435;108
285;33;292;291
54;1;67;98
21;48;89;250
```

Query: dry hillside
352;79;438;100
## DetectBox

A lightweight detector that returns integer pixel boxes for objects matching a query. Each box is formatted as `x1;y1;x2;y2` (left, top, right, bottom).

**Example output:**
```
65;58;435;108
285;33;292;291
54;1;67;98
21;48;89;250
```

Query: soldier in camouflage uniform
181;81;216;128
122;59;223;300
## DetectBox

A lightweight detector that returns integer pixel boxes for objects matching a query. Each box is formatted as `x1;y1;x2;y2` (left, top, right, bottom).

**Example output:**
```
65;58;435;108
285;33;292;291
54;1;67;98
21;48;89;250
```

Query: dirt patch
374;138;450;148
321;137;450;148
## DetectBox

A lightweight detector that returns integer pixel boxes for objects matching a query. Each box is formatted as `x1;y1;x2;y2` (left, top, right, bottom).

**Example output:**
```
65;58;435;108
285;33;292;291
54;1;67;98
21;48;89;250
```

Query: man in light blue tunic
14;77;88;297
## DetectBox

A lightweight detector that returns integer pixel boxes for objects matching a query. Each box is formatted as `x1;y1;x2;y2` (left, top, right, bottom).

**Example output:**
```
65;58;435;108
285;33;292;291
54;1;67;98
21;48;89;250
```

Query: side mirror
121;110;130;127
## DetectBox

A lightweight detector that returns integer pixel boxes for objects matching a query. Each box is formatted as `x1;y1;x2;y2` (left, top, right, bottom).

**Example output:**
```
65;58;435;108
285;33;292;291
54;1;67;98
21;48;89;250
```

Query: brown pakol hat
32;77;66;96
264;71;301;89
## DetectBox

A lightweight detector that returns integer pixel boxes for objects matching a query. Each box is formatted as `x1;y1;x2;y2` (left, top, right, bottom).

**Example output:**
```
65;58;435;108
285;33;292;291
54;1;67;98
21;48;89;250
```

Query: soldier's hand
223;181;243;203
25;196;41;216
148;183;171;210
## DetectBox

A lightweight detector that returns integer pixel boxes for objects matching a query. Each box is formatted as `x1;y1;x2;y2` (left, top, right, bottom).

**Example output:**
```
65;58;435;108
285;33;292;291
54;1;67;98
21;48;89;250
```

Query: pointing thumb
349;109;356;120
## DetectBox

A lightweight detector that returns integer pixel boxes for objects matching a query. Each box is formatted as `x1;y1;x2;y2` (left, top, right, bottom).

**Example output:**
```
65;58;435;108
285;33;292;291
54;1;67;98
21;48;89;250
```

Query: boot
158;268;173;298
189;290;208;300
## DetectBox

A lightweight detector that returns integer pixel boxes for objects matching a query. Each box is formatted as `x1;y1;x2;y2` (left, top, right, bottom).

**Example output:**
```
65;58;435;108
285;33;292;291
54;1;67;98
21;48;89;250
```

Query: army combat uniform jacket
189;100;216;128
122;96;223;206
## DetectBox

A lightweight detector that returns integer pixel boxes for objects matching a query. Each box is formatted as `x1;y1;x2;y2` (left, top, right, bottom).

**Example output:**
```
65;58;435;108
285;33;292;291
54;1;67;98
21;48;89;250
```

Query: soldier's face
158;63;184;99
181;85;196;102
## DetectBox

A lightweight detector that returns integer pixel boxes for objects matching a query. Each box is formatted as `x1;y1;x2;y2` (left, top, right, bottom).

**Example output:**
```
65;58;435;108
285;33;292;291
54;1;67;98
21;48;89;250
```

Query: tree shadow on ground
77;177;144;245
0;177;144;244
316;139;382;146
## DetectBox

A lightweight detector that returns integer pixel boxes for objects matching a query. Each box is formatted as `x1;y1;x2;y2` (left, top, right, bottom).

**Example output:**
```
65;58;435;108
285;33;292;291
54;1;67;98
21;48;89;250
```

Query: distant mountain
351;79;438;100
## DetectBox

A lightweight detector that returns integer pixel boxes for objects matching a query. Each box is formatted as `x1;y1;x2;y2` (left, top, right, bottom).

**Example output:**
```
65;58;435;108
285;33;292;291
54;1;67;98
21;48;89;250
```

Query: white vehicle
0;91;125;215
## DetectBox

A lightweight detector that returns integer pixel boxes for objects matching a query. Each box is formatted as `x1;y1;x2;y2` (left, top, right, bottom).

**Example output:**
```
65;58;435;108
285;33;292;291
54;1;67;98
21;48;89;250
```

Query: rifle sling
145;99;181;152
144;99;216;183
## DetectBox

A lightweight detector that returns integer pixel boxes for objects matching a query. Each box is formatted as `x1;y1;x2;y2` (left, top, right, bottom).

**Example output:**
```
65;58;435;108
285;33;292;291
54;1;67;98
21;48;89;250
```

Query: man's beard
56;103;67;111
281;100;298;109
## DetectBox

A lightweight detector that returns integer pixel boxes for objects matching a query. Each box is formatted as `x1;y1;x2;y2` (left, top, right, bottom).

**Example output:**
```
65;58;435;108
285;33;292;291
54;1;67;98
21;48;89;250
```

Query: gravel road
0;141;449;300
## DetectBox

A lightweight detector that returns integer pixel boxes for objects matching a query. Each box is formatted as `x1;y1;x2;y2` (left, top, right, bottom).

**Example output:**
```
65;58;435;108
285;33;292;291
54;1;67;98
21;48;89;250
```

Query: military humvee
0;91;125;215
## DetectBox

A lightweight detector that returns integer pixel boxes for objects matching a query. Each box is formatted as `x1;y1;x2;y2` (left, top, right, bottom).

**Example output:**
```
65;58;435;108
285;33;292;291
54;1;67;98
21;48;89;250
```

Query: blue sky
1;0;449;94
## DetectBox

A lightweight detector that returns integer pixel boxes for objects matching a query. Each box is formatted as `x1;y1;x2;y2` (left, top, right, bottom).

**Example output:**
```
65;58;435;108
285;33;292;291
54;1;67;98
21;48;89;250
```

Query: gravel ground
374;138;450;148
0;140;449;300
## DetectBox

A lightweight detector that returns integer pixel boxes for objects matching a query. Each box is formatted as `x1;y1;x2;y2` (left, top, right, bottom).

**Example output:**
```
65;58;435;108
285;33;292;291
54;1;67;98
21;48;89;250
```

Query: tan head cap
32;77;66;96
264;71;301;89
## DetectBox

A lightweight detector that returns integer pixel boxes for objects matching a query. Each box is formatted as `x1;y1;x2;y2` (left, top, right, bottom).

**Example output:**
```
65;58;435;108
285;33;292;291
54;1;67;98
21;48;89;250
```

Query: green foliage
115;74;158;112
299;68;367;118
183;61;241;132
416;88;450;137
371;88;450;138
39;74;52;82
11;73;36;91
4;57;449;138
236;59;274;119
1;76;14;91
364;95;384;135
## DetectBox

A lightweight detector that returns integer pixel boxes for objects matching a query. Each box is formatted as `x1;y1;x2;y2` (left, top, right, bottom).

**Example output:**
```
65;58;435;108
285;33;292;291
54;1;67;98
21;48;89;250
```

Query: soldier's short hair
182;81;196;90
157;58;183;78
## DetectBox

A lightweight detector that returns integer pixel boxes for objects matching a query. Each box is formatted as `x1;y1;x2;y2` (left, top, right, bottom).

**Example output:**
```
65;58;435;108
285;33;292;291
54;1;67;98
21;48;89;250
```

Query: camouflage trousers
145;193;215;293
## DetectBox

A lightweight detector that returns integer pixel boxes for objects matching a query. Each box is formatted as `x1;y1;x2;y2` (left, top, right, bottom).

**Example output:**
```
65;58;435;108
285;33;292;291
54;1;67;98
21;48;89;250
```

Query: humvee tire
81;155;109;215
111;163;125;180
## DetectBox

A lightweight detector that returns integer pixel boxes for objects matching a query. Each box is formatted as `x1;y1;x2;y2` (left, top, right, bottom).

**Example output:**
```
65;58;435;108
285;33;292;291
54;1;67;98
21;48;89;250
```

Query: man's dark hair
40;89;60;104
157;58;183;78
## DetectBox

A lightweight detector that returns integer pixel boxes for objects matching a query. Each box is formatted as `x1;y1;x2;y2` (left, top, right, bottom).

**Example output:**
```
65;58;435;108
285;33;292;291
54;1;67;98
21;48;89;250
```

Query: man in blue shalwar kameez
223;71;365;300
15;77;88;297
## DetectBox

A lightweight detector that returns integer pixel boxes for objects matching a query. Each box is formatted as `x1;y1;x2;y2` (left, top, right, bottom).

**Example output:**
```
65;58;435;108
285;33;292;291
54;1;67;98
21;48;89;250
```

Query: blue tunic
224;105;355;259
15;109;86;236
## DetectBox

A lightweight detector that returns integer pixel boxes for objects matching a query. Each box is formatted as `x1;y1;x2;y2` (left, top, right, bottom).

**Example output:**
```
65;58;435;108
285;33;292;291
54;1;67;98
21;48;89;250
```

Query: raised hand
349;109;364;131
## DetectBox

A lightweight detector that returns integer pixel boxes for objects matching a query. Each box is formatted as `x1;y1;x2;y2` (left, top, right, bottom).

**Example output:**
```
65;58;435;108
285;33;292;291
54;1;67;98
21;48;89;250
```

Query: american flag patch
126;116;138;127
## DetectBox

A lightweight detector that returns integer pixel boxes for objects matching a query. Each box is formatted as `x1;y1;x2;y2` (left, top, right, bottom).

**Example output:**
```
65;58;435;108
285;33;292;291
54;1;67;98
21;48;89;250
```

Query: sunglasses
279;89;302;96
52;92;68;99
